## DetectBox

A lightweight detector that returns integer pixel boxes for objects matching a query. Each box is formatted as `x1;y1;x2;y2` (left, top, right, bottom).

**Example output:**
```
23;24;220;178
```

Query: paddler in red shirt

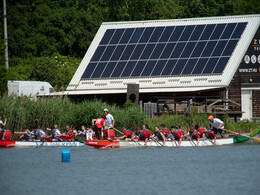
176;126;186;139
92;114;106;140
204;126;217;145
132;127;142;140
151;126;166;146
116;127;134;141
170;126;183;147
187;125;200;146
195;124;205;138
139;124;151;145
160;124;170;138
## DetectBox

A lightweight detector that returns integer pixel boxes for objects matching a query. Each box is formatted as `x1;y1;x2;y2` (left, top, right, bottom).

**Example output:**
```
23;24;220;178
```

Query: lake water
0;142;260;195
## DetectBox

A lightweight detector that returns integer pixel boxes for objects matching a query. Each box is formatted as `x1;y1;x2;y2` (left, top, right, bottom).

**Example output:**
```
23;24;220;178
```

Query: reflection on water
0;143;260;195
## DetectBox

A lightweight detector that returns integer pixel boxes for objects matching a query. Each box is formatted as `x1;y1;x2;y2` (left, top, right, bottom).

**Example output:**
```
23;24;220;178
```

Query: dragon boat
85;136;249;148
0;140;85;147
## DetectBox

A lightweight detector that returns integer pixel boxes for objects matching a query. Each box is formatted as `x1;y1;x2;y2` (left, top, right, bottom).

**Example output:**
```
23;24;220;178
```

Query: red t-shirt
95;118;105;128
209;131;216;139
189;130;199;139
163;129;170;135
142;130;151;139
175;131;182;140
125;131;132;137
198;128;204;135
179;130;185;135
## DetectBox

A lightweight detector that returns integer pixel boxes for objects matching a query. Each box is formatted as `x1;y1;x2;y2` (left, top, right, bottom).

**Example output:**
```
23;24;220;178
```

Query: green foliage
7;54;81;90
145;113;259;133
0;96;145;132
0;32;7;96
123;100;133;109
3;0;259;59
0;67;8;96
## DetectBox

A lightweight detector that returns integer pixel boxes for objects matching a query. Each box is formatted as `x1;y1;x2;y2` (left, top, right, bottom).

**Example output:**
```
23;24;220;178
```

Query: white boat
86;137;249;148
0;140;85;147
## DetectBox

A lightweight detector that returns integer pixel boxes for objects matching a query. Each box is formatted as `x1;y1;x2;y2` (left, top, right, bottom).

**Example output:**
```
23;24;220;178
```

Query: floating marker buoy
62;149;70;162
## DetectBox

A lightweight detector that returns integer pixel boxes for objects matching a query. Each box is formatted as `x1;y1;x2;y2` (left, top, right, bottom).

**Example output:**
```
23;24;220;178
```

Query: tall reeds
1;96;258;133
0;96;145;132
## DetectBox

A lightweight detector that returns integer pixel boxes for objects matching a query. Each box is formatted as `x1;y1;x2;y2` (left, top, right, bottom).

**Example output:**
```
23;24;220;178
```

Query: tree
0;32;7;96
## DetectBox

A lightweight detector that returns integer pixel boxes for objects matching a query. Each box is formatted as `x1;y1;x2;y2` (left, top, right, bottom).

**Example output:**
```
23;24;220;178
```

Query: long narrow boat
0;140;85;147
86;137;249;148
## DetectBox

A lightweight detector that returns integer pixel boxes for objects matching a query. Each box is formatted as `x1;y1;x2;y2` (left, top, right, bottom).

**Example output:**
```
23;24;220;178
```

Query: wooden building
51;15;260;120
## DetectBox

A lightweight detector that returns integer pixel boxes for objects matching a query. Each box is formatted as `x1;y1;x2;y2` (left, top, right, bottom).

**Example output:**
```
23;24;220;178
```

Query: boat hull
86;140;120;148
86;137;249;148
0;140;85;147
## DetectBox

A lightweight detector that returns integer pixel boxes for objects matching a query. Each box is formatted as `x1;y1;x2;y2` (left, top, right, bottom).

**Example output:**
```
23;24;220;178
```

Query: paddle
131;138;141;146
223;129;260;143
109;126;124;135
170;137;177;146
74;137;86;144
151;137;163;146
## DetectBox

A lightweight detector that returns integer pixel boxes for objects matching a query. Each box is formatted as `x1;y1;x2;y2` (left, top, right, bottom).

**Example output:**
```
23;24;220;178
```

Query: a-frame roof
67;14;260;95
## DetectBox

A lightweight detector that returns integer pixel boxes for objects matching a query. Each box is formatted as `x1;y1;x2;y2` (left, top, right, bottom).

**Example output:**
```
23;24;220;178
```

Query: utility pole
3;0;9;69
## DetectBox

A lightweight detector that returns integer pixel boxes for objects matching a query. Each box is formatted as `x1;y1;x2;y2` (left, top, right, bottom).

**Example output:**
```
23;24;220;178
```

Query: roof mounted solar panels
82;22;247;79
67;15;260;94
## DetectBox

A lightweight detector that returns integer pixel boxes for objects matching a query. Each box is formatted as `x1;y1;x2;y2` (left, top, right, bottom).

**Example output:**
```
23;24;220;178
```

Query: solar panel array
82;22;247;79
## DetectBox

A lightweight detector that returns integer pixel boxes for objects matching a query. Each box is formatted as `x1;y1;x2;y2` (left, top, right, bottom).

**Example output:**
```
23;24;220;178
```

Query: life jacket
51;131;56;139
205;130;215;139
139;130;150;140
155;130;164;140
24;129;32;141
190;130;198;139
198;128;205;138
163;128;170;137
125;130;134;138
66;129;74;141
173;130;184;140
34;129;45;140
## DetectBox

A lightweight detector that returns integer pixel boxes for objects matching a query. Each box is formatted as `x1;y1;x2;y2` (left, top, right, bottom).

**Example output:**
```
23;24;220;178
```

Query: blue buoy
62;149;70;162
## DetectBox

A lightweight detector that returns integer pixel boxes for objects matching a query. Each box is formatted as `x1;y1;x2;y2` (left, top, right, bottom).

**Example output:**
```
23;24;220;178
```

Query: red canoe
86;140;120;148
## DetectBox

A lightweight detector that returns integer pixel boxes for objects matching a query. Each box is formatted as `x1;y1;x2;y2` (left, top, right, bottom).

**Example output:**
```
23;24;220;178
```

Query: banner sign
239;25;260;73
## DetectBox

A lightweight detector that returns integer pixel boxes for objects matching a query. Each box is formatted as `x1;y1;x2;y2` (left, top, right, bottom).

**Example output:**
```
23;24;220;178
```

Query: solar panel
82;22;247;79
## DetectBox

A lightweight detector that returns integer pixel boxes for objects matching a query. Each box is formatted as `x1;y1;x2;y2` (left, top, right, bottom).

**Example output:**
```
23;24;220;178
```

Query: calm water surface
0;142;260;195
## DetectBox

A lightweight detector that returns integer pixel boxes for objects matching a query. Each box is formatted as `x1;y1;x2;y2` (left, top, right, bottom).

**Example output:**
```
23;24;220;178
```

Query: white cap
104;108;109;112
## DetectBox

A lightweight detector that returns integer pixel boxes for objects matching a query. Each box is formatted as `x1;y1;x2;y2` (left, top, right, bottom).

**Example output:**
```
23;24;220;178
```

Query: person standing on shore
208;115;225;138
104;108;115;140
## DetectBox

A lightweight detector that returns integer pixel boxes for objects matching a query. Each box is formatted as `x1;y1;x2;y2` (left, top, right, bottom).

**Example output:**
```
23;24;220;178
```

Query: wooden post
126;84;139;107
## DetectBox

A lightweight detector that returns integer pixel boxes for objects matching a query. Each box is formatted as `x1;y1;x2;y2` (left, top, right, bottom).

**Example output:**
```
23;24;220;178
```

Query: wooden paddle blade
250;136;260;142
223;129;260;143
